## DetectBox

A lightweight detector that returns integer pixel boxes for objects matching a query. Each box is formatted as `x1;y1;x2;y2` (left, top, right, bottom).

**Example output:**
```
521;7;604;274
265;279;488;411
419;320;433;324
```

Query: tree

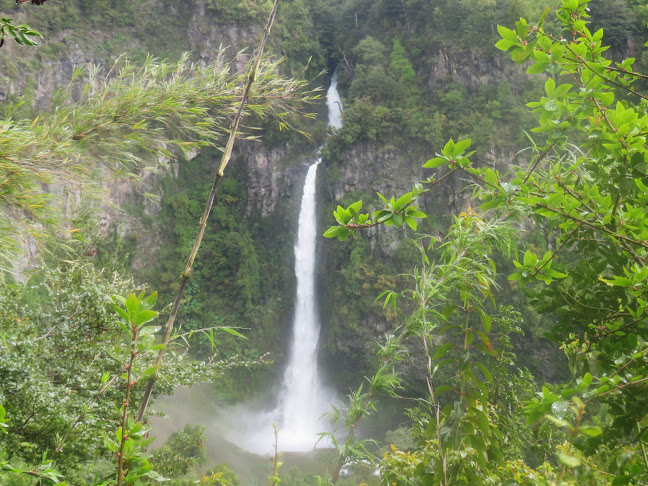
0;252;261;482
389;39;416;85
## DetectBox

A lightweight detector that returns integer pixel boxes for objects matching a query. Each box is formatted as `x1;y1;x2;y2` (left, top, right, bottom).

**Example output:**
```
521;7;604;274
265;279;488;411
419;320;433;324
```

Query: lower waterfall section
219;158;335;455
275;159;335;451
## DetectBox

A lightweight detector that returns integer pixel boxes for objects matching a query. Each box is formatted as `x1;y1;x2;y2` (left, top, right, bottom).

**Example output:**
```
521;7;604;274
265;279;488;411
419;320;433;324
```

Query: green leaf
484;168;499;187
545;78;555;97
220;327;247;339
538;5;551;28
579;425;602;437
544;99;558;111
423;157;447;169
405;217;417;231
125;293;139;318
553;83;572;98
140;366;158;379
452;138;471;156
406;209;427;219
497;25;518;42
635;178;648;193
612;476;632;486
139;325;160;335
470;434;489;462
323;226;343;238
495;39;516;51
338;228;352;241
394;192;413;210
523;250;537;267
433;342;455;360
596;91;614;105
547;269;567;278
348;200;362;214
134;310;158;327
526;62;548;74
475;361;493;384
478;309;492;334
140;291;158;310
442;138;455;156
434;385;454;395
112;304;130;323
558;452;581;467
334;205;351;225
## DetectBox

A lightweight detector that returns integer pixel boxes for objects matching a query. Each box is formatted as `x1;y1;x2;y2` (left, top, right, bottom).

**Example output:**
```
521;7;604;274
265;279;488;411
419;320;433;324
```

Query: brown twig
524;144;554;183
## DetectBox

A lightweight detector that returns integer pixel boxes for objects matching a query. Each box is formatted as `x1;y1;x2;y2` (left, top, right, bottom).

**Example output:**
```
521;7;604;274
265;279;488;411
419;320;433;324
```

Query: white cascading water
274;69;343;450
223;71;343;454
326;70;344;131
274;70;343;449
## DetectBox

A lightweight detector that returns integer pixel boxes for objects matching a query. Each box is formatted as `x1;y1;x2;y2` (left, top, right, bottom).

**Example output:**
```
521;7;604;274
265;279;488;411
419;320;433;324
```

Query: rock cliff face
1;2;519;269
317;42;531;386
424;47;505;91
0;3;260;105
239;142;312;218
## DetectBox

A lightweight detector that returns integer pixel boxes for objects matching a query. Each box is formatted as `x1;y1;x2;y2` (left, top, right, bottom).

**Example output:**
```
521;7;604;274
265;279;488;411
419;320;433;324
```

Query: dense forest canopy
1;0;648;484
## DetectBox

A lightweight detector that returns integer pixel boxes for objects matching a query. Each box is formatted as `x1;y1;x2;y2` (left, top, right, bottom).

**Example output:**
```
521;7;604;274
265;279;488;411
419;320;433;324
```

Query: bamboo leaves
0;50;316;275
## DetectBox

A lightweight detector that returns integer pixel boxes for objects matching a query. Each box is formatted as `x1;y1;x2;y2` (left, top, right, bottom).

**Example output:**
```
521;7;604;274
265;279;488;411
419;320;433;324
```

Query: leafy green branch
106;290;167;486
324;138;479;241
0;17;42;48
0;405;64;485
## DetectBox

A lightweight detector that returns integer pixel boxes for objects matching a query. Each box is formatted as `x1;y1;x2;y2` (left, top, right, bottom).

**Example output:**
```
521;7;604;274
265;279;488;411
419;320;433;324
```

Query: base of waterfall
149;386;382;484
150;384;339;456
217;392;338;455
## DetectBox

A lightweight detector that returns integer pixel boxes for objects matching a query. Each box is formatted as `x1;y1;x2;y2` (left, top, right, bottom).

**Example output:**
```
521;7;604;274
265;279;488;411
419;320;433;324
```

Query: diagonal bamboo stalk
136;0;281;423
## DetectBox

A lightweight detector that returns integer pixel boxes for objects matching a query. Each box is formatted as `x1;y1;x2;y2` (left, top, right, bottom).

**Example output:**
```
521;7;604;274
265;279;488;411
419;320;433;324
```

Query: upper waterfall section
327;70;343;130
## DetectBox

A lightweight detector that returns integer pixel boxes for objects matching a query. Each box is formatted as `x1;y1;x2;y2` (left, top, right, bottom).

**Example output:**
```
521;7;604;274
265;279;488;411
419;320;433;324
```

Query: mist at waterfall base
211;72;344;456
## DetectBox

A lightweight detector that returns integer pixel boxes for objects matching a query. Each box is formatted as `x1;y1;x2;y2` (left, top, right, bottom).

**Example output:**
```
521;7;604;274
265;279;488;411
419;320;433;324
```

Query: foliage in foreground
0;247;268;484
1;1;308;483
0;49;315;276
323;0;648;484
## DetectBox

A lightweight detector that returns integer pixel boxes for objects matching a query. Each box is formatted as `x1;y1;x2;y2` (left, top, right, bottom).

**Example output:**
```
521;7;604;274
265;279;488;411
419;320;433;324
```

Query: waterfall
223;70;343;455
275;69;343;450
327;70;344;130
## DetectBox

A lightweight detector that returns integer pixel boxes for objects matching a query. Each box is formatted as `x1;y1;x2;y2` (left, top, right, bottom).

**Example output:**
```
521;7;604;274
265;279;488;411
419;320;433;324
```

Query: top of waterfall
327;69;343;130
